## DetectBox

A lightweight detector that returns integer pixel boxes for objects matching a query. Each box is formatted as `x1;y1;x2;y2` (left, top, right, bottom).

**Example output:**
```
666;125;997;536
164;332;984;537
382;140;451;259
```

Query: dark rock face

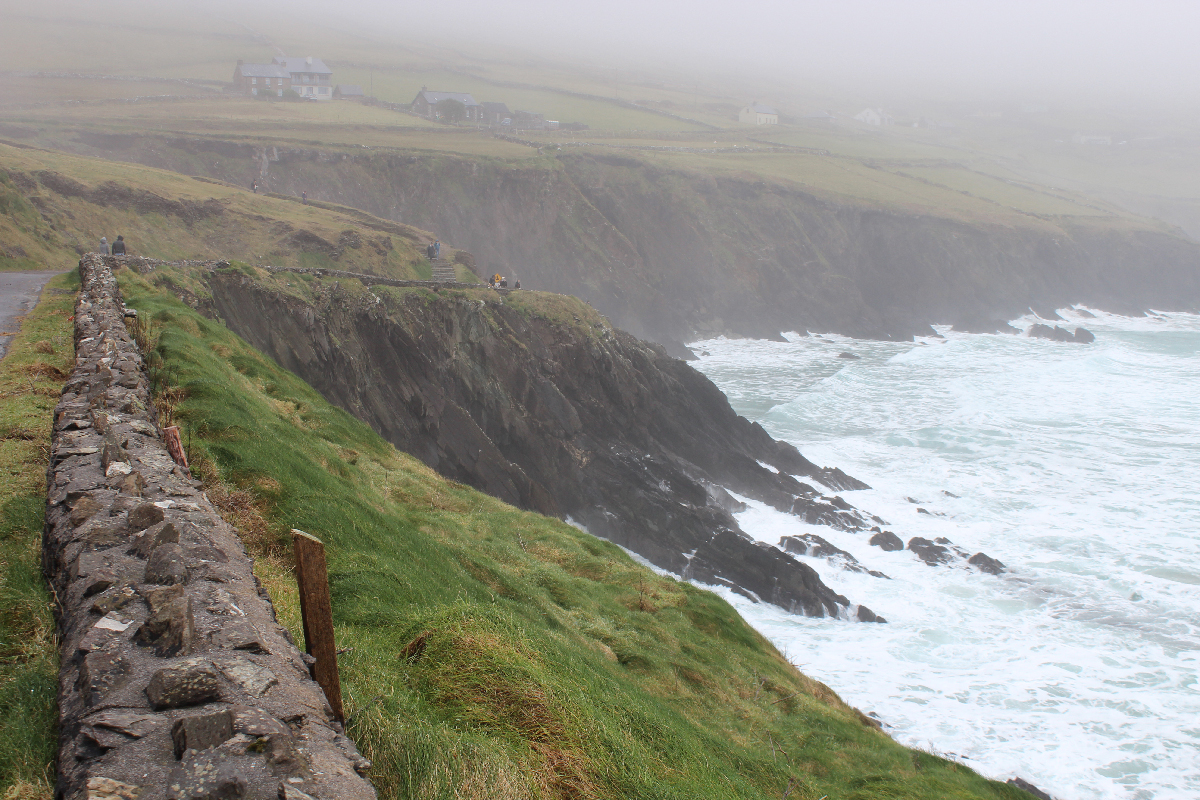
45;255;375;800
1028;323;1094;343
206;269;875;619
779;535;889;579
907;537;955;566
968;552;1006;575
1007;776;1055;800
869;530;905;552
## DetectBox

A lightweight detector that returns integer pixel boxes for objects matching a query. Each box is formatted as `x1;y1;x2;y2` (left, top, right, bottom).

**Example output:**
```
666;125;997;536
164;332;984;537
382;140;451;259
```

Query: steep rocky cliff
58;134;1200;348
193;266;882;620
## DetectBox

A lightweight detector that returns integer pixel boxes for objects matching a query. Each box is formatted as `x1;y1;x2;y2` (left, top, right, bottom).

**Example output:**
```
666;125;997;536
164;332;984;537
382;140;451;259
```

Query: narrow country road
0;271;59;360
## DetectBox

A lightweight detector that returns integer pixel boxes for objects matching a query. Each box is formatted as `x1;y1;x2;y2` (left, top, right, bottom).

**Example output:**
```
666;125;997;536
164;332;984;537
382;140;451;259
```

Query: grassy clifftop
0;143;481;280
109;261;1032;800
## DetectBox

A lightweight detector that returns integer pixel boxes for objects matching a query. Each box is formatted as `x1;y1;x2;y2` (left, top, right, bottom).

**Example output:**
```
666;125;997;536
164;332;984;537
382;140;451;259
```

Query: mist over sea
689;309;1200;800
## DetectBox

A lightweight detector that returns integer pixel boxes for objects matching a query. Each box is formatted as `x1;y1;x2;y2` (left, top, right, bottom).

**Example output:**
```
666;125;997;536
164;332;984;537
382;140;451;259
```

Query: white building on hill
738;103;779;125
275;56;334;101
854;108;894;126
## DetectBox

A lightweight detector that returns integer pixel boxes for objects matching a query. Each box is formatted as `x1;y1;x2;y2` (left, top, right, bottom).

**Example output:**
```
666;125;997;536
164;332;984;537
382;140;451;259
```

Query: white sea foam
690;312;1200;800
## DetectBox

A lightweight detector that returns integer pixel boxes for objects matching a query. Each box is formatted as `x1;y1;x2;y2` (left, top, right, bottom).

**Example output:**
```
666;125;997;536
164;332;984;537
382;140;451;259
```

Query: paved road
0;271;59;360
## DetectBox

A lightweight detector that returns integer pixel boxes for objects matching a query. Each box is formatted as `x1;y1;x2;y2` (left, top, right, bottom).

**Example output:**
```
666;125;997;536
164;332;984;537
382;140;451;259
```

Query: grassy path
0;269;77;800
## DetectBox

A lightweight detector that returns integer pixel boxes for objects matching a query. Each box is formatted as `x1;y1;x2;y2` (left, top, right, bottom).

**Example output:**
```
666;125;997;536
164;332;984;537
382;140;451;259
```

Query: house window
251;77;257;85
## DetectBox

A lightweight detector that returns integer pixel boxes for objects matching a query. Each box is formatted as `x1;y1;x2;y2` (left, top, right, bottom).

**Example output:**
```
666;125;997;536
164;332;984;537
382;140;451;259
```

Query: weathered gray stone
212;621;268;654
132;520;180;558
70;496;107;527
134;592;196;657
279;783;319;800
88;710;162;739
90;585;139;615
116;470;148;496
146;658;220;709
145;543;189;585
172;710;234;758
85;775;142;799
167;751;248;799
85;524;129;550
77;649;130;706
128;501;165;530
220;658;277;697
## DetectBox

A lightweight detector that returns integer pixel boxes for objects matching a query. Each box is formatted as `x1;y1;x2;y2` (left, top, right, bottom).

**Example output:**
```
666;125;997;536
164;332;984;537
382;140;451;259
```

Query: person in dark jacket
110;235;127;255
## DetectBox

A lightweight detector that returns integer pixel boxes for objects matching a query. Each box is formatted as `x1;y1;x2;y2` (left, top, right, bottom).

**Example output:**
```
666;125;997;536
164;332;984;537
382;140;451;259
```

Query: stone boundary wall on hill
44;254;376;800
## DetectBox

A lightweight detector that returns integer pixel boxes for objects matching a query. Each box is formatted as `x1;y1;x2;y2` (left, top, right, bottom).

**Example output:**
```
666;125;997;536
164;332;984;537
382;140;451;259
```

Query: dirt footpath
0;271;58;359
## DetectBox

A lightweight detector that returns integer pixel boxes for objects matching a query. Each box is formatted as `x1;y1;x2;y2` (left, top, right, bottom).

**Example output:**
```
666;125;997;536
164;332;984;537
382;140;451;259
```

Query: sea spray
691;309;1200;800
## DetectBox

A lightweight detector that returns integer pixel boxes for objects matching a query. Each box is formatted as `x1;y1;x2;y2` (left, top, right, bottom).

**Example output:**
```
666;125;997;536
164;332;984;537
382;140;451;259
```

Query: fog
312;0;1200;108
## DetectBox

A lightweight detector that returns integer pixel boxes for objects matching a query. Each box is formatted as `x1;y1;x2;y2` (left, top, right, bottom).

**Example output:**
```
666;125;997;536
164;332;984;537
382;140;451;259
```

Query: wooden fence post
291;529;344;723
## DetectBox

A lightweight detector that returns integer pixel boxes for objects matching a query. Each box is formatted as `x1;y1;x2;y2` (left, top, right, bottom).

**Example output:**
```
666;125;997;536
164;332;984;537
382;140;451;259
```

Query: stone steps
429;259;458;282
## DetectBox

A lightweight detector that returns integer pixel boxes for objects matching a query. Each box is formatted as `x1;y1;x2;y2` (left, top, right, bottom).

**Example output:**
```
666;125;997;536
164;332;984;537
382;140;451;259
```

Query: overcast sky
327;0;1200;106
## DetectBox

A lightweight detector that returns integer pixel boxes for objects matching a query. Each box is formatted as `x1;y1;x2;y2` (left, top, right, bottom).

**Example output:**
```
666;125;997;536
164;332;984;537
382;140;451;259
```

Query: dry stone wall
44;254;376;800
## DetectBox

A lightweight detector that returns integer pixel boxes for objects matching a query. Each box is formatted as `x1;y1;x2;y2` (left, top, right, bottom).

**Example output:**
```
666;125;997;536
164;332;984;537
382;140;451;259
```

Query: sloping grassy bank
117;263;1031;800
0;271;77;799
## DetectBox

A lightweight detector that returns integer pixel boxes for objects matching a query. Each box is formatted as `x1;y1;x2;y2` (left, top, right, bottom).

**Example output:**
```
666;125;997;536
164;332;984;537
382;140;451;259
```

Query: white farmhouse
854;108;894;126
738;103;779;125
274;56;334;101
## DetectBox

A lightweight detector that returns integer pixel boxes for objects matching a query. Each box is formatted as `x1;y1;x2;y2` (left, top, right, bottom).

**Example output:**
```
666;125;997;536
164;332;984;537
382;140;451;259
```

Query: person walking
110;235;127;256
302;191;308;205
434;240;440;258
252;179;258;194
98;237;110;255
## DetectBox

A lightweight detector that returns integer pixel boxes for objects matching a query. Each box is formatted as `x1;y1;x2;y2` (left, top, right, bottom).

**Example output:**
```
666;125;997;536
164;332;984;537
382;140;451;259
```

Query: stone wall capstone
44;254;376;800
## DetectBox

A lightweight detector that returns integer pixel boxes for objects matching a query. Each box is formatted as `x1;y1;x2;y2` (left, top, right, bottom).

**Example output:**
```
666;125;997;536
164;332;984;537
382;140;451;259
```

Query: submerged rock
779;534;889;579
869;531;904;552
968;552;1006;575
1028;323;1094;344
907;537;954;566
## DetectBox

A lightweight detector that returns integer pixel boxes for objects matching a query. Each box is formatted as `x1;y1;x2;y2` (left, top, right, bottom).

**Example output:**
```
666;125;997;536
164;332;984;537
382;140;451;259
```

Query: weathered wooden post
291;529;345;723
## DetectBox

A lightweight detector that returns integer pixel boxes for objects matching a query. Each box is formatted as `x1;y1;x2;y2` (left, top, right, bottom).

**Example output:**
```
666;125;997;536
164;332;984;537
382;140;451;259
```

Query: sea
687;308;1200;800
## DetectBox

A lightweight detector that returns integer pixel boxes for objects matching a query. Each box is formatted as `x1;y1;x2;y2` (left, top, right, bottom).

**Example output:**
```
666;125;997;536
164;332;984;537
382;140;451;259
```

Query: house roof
747;104;777;115
480;102;510;113
273;56;333;75
236;63;290;79
415;90;480;107
336;85;365;96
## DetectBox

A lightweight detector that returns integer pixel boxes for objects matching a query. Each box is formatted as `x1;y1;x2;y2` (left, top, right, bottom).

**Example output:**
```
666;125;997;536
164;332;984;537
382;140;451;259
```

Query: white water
689;309;1200;800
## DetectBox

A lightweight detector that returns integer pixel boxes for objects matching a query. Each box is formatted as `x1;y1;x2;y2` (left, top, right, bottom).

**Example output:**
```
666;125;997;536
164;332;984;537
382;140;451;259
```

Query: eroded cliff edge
194;265;882;621
54;134;1200;347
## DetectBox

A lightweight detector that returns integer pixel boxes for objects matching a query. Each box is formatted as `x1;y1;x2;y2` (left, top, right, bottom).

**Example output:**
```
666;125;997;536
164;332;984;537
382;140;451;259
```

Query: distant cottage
233;56;333;100
233;61;291;97
738;103;778;125
275;56;333;101
853;108;894;126
480;102;511;125
411;89;482;122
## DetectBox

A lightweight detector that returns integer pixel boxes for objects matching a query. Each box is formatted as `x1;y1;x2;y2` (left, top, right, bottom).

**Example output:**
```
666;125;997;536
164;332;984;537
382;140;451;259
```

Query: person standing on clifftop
302;191;308;205
110;235;126;256
98;237;109;255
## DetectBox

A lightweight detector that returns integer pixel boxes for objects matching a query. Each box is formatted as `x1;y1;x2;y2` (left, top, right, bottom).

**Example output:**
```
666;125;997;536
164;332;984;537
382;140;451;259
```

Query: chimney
306;56;313;66
237;59;243;66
